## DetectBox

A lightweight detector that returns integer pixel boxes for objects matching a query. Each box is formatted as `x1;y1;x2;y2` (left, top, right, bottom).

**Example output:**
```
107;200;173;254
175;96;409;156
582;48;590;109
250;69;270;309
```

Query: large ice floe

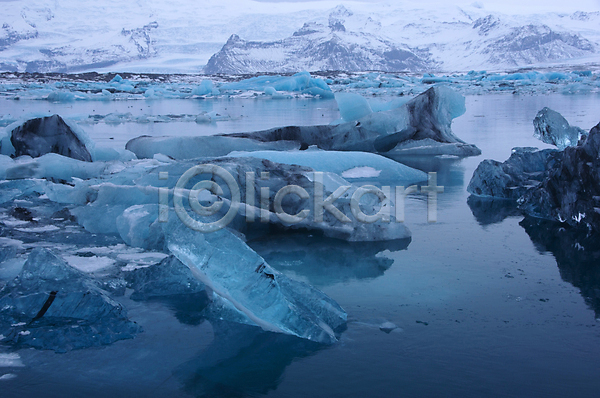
468;108;600;233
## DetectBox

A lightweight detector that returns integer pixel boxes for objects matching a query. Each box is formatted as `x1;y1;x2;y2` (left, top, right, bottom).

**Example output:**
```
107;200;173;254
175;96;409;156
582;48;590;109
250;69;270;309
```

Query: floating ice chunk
0;248;141;352
227;148;427;184
533;107;587;149
0;373;17;381
335;92;372;122
117;156;412;243
9;115;92;161
468;147;557;199
125;135;300;160
165;221;346;344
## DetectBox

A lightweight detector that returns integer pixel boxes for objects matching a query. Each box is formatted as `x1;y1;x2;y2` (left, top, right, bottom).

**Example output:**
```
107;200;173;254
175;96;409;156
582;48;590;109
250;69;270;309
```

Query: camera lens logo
173;164;240;233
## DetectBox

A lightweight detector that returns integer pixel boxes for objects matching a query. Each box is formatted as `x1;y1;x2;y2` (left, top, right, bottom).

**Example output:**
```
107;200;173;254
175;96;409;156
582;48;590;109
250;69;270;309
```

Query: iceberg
8;115;92;161
0;248;141;352
225;86;480;156
533;107;587;149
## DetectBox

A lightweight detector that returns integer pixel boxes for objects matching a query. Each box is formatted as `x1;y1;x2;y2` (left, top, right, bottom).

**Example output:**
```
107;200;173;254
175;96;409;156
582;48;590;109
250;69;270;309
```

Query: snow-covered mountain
0;0;599;74
205;9;435;74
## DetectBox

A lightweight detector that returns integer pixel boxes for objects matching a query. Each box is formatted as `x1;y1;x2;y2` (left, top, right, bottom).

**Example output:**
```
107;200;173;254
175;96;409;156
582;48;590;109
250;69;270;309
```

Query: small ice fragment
0;353;24;367
379;321;398;333
0;373;17;381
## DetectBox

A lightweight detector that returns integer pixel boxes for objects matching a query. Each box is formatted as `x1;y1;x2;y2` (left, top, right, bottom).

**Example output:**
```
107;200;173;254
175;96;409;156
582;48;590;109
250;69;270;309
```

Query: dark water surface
1;93;600;397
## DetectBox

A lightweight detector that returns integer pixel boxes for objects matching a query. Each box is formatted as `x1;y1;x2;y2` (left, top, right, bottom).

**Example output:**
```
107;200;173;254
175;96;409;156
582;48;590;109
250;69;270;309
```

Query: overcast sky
254;0;600;13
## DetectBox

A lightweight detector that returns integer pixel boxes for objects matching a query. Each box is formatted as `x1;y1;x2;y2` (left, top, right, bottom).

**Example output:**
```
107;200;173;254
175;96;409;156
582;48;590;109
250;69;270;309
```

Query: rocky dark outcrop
519;123;600;231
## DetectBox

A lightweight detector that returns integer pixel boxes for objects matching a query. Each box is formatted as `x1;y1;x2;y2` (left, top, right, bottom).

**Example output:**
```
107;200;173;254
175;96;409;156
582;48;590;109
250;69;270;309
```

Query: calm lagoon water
1;93;600;397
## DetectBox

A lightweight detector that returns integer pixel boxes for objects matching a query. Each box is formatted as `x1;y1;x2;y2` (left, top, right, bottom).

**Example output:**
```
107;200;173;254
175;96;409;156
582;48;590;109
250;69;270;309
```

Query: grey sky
254;0;600;13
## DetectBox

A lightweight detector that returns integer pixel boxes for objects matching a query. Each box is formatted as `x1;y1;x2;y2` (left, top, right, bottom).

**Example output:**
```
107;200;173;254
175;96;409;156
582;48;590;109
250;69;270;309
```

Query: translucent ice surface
165;221;347;344
533;107;587;149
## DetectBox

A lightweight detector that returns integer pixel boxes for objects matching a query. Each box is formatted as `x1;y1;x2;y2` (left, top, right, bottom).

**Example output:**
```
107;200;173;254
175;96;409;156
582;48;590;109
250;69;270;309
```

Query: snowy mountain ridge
1;0;599;74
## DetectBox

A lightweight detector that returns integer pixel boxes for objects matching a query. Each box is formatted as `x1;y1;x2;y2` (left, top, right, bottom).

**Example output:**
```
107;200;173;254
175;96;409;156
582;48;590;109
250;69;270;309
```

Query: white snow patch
341;166;382;179
63;255;115;273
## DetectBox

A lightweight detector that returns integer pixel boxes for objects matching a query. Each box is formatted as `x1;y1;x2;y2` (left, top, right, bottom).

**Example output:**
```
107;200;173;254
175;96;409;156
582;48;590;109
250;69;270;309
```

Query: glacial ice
467;147;557;199
8;115;92;161
227;148;428;184
165;221;347;344
125;135;300;160
225;86;480;156
0;248;141;352
533;107;587;149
